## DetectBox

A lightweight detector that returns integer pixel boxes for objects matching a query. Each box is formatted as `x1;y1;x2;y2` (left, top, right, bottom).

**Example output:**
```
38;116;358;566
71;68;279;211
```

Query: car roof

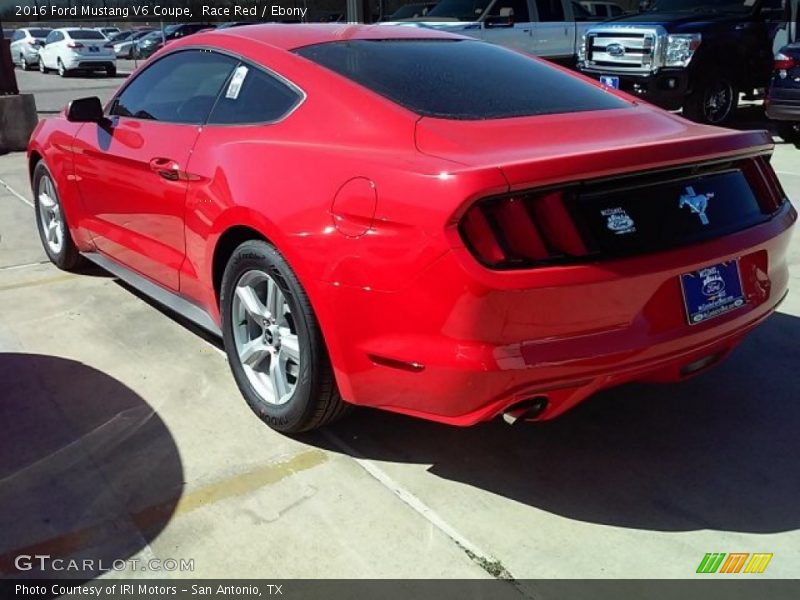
211;23;466;51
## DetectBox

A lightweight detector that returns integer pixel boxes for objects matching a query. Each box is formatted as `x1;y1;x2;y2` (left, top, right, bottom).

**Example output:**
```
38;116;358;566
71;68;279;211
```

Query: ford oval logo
606;43;626;58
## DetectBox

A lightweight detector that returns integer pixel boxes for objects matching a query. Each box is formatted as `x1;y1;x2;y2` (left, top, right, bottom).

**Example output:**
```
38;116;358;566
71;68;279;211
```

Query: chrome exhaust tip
502;396;549;425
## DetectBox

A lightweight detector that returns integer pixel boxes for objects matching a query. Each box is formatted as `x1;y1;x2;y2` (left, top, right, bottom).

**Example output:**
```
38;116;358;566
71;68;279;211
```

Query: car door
9;30;23;59
480;0;536;52
71;49;238;290
41;31;59;68
531;0;575;62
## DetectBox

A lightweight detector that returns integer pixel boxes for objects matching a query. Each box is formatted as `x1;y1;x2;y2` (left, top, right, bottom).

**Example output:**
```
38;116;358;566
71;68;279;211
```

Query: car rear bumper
766;88;800;121
62;55;116;70
325;202;796;425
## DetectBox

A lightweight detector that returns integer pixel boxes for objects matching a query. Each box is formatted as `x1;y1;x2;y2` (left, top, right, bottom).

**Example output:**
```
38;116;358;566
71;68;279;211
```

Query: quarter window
207;65;303;125
110;50;237;124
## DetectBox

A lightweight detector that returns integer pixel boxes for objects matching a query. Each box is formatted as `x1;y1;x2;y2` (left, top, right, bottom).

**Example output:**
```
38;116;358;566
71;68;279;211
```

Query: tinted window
295;39;628;120
208;64;302;124
29;29;51;38
535;0;565;20
11;30;23;42
67;29;106;40
610;5;623;15
111;50;237;124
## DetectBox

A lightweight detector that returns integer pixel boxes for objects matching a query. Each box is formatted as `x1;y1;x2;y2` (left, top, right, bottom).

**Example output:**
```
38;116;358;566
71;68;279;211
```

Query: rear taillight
67;41;84;49
741;156;786;213
459;191;589;269
774;52;796;71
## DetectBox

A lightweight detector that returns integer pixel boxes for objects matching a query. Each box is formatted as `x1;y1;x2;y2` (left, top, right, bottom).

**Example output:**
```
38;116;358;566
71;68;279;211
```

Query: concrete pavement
0;140;798;586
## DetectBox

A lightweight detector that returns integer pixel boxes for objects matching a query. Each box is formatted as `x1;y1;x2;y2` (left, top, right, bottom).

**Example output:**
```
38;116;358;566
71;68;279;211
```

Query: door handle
149;157;181;181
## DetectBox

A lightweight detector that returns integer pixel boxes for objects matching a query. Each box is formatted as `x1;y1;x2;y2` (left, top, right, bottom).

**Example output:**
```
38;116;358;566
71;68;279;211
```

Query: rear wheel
683;76;737;125
220;240;349;433
57;59;67;77
106;65;117;77
33;162;83;271
777;122;800;146
18;54;29;71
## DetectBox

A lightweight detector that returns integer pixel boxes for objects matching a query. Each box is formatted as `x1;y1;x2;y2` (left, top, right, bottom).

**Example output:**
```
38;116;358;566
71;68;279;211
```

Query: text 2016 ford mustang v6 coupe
28;25;796;432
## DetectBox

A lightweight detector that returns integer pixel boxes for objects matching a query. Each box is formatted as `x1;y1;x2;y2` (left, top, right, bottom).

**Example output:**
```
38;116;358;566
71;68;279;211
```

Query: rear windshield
67;30;106;40
29;29;52;38
294;39;629;120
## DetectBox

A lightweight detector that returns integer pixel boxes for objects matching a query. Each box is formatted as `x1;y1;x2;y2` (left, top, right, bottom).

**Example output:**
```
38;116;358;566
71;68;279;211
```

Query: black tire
777;122;800;146
32;161;83;271
18;54;29;71
57;59;68;78
39;59;47;74
106;65;117;77
220;240;350;433
683;76;738;125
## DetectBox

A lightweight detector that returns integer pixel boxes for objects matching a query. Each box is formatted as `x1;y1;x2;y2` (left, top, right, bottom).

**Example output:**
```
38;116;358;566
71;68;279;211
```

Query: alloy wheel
18;54;26;70
57;60;65;76
703;80;734;124
37;174;64;255
231;269;301;406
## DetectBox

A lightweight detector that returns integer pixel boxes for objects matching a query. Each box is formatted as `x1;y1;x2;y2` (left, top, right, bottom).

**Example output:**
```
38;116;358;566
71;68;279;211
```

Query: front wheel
39;59;47;73
220;240;350;433
777;122;800;146
32;162;83;271
683;76;738;125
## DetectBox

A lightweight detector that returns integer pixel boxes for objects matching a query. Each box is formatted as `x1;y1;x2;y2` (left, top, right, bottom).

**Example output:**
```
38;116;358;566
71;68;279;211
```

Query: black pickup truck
578;0;790;124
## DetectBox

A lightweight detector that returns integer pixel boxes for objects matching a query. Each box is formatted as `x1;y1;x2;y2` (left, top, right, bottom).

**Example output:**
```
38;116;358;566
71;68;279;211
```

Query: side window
45;31;56;44
208;64;303;125
610;5;623;16
12;30;23;42
110;50;237;124
488;0;531;21
535;0;565;21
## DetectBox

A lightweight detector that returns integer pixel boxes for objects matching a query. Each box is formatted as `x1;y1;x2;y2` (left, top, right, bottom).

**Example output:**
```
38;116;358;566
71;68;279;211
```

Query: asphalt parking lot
1;66;799;586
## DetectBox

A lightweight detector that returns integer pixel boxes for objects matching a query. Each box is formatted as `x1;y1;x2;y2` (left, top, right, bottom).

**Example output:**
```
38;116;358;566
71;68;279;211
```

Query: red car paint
28;25;796;425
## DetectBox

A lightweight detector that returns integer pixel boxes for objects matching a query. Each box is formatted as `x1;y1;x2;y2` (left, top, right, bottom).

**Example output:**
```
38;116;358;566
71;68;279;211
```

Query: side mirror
66;97;105;123
486;8;514;28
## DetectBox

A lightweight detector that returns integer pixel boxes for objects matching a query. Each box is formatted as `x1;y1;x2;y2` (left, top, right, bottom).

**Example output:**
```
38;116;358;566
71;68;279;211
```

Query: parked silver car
113;29;155;58
10;27;52;70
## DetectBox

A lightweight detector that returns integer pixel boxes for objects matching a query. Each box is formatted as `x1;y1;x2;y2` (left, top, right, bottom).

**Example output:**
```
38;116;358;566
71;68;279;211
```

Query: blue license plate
89;46;99;52
600;75;619;89
680;261;746;325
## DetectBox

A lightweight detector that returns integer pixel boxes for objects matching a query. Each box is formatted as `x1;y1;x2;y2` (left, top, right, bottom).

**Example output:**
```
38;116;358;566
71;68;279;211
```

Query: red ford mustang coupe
28;24;795;432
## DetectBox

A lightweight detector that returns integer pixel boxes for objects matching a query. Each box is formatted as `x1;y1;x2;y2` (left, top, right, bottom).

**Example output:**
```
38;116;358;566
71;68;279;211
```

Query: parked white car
39;28;117;77
385;0;598;65
9;27;52;70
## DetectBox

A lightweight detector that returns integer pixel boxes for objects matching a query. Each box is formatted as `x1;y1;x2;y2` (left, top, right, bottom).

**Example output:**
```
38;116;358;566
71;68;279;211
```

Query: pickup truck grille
583;26;663;75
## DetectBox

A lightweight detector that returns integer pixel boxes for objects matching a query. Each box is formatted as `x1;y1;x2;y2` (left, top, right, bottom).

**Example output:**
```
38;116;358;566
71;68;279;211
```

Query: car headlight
578;34;587;63
665;34;701;68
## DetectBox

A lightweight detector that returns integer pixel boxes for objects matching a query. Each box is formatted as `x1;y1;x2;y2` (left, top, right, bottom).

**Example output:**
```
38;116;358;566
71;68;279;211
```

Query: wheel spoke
269;354;289;400
279;332;300;363
236;285;269;322
239;339;271;369
47;219;58;242
266;277;283;322
38;191;55;210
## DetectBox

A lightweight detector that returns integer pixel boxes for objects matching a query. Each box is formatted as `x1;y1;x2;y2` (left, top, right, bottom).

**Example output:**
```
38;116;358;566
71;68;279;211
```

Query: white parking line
0;177;34;208
321;429;520;584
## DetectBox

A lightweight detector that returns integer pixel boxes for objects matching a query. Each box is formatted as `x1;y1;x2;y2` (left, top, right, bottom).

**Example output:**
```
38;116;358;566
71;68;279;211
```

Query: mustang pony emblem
679;186;713;225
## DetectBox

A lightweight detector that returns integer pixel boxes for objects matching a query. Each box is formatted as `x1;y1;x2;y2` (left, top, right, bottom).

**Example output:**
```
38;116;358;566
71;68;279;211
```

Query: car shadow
306;311;800;534
0;353;183;579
